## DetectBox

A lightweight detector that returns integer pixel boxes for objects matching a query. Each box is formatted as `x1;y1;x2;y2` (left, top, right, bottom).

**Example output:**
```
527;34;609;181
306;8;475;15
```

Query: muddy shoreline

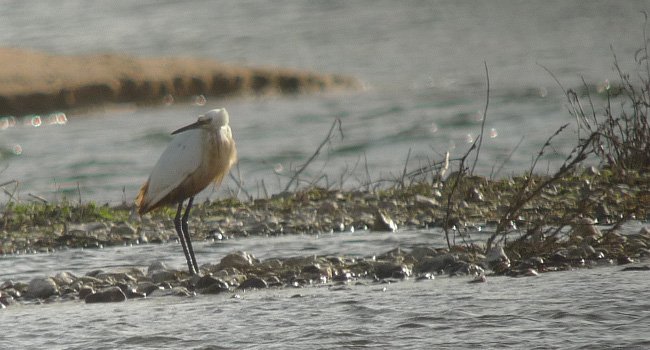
0;48;360;116
1;169;649;307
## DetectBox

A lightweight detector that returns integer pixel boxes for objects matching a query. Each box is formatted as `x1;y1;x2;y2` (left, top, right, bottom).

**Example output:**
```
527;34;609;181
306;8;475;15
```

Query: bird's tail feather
135;181;150;215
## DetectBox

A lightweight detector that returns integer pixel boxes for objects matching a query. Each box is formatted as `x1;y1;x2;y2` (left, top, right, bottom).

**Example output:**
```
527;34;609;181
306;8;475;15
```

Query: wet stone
448;262;484;277
0;292;15;306
373;211;397;232
617;256;634;265
301;264;323;274
377;247;405;260
28;277;59;299
195;275;224;289
238;277;268;290
524;268;539;277
410;247;437;260
117;283;144;298
469;275;487;283
150;270;179;284
137;282;161;296
374;262;411;279
147;261;168;274
524;257;545;269
219;251;257;269
332;271;353;282
0;280;15;290
3;288;21;299
111;222;137;236
85;286;127;303
199;279;229;294
96;272;138;283
53;272;76;286
549;250;569;264
78;286;95;300
415;254;457;273
415;273;435;281
621;265;650;271
266;276;282;287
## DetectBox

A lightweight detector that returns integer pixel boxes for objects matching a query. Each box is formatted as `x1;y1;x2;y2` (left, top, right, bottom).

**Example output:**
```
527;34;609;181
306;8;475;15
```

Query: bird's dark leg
181;196;199;274
174;201;197;275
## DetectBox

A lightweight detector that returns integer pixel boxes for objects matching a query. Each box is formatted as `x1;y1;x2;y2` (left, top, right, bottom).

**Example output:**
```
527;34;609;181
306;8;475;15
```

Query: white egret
136;108;237;275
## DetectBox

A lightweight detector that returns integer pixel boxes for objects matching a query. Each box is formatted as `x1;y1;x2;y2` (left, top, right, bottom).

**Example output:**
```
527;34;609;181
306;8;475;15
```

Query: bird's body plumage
135;108;236;275
136;109;237;215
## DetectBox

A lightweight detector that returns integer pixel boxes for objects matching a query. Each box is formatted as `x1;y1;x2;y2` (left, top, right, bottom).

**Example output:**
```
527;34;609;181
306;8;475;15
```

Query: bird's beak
171;118;209;135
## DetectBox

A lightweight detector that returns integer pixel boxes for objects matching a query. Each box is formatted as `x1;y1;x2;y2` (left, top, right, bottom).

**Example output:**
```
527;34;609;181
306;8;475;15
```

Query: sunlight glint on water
0;2;649;348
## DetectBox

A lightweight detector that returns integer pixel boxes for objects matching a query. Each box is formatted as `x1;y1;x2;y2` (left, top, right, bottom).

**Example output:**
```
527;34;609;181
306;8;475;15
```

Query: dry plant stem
399;148;412;189
228;162;252;200
487;127;596;250
283;118;342;193
28;193;48;203
442;142;476;249
442;64;491;249
0;180;17;188
363;152;372;191
491;135;524;180
404;157;446;182
471;62;490;176
0;180;19;204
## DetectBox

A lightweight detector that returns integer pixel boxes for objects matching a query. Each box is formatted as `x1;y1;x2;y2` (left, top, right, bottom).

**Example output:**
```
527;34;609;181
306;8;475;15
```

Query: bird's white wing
144;129;204;207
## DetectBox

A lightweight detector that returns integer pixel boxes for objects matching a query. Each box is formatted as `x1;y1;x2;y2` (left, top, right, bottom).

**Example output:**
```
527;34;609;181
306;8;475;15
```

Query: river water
2;228;650;349
1;1;650;348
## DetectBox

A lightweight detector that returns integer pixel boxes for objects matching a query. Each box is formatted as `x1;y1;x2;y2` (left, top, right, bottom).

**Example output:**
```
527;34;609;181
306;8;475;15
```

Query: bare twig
29;193;48;204
471;61;490;175
283;118;342;193
491;135;525;180
363;152;372;192
229;162;252;200
487;125;595;250
0;180;19;204
399;148;412;189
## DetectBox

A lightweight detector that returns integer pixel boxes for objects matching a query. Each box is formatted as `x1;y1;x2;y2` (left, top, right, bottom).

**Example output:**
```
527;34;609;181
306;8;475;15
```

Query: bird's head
172;108;230;135
202;108;230;128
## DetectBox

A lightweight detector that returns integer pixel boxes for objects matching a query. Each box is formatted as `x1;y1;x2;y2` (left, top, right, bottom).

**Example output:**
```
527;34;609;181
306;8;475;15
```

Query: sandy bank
0;48;361;115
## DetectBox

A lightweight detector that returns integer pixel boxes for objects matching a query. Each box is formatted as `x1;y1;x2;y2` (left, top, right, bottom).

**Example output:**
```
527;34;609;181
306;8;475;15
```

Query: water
4;268;650;349
0;1;646;202
2;229;650;349
1;1;650;348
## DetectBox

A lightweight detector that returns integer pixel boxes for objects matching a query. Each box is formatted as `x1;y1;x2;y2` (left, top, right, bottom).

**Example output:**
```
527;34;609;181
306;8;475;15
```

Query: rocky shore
1;168;649;307
2;236;649;307
0;48;360;116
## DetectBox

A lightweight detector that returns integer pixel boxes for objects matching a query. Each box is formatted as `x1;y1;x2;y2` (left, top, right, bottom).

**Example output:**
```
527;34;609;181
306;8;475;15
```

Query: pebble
238;277;268;290
621;265;650;271
53;272;76;286
373;210;397;232
111;222;137;236
195;275;224;289
28;277;59;299
469;275;487;283
199;279;229;294
374;262;411;279
85;286;127;303
150;270;179;284
78;286;95;300
219;251;257;269
415;273;435;281
147;261;168;274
